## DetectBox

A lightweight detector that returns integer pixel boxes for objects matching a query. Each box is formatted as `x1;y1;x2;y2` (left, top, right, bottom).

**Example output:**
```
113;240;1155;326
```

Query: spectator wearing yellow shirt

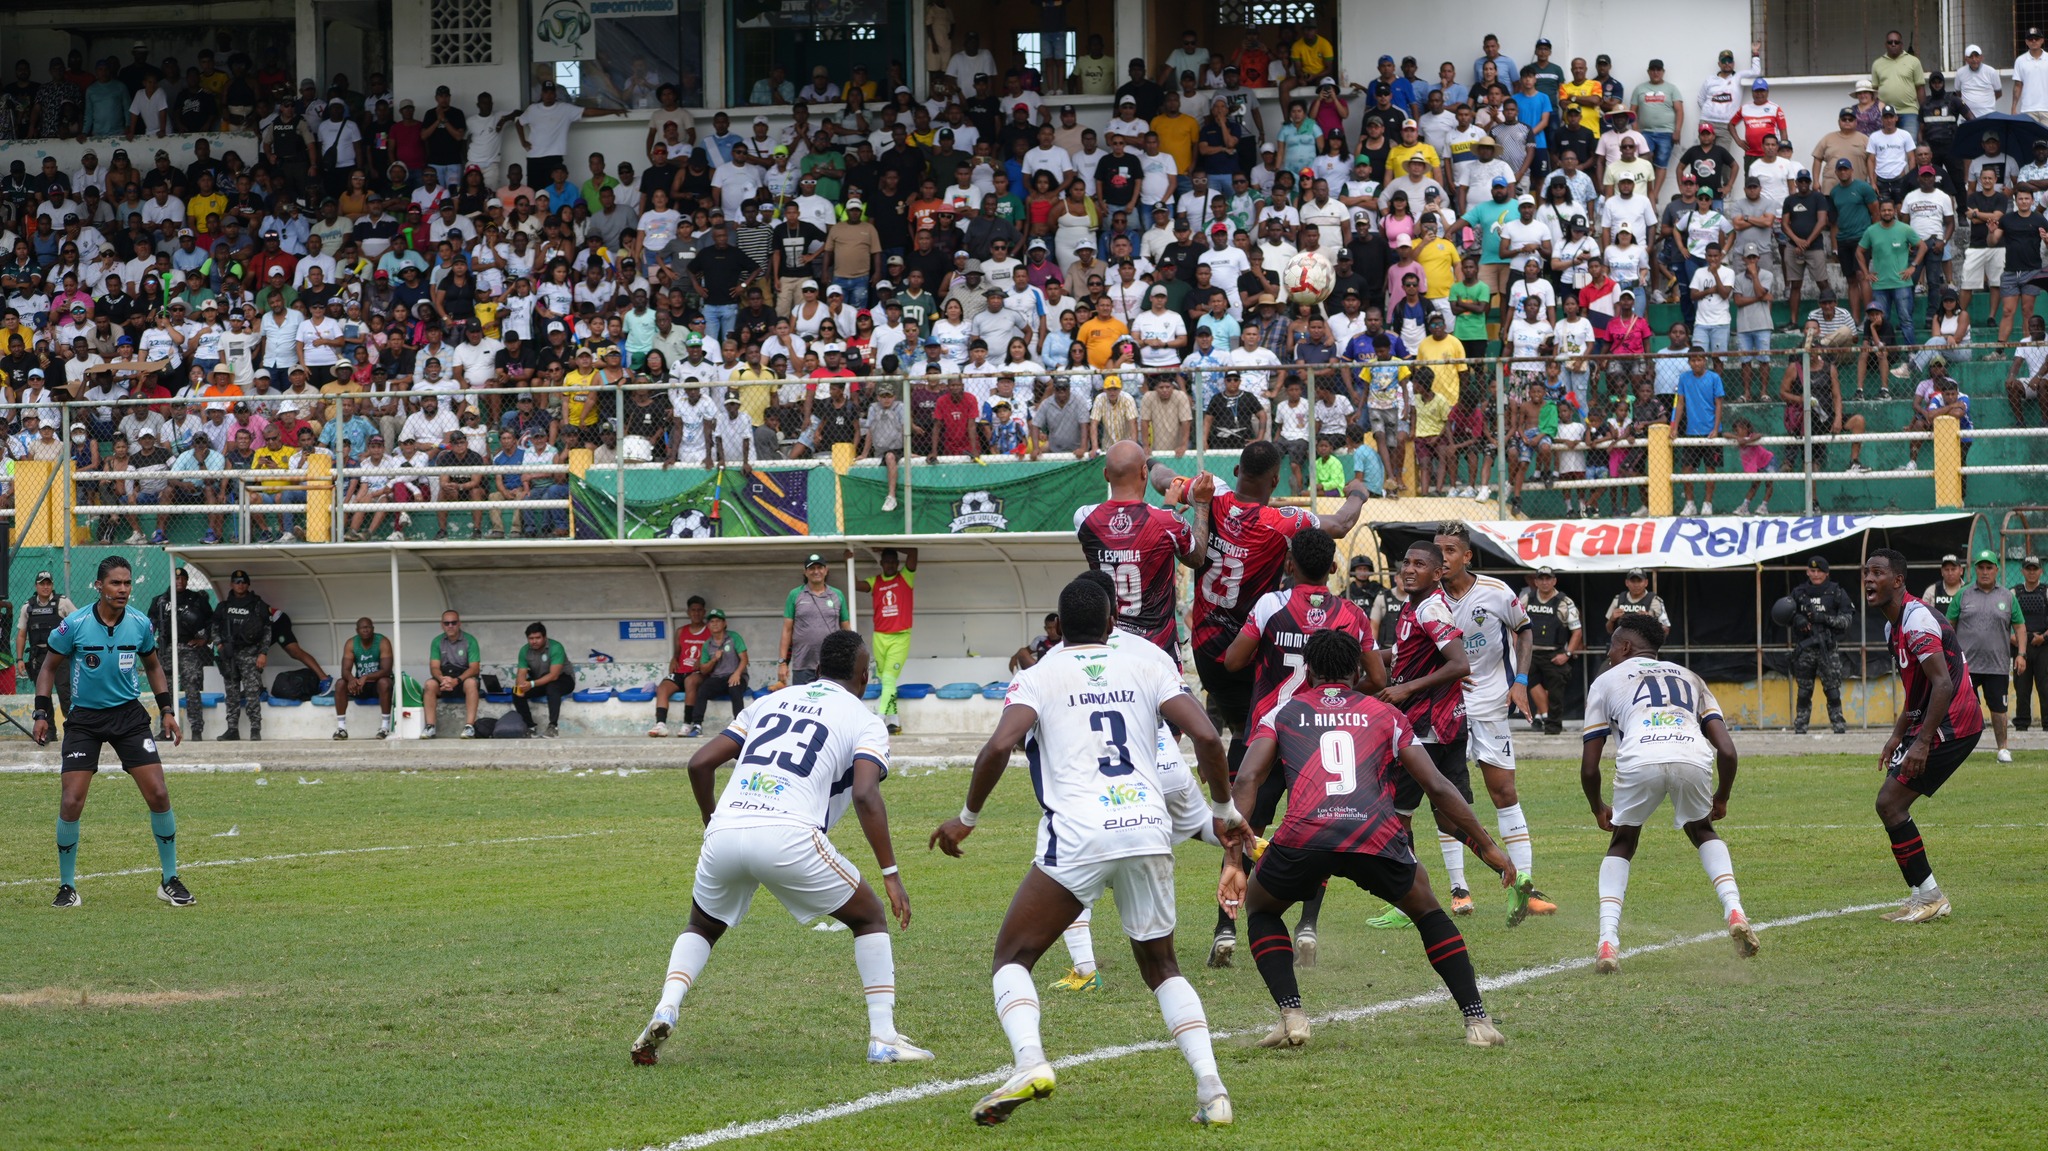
1413;218;1461;308
1412;309;1465;408
1387;121;1443;185
729;348;780;459
250;425;301;541
1409;366;1454;496
1288;24;1336;87
1077;297;1131;368
1086;374;1139;454
562;347;603;444
1559;59;1606;137
186;171;228;233
1152;93;1201;187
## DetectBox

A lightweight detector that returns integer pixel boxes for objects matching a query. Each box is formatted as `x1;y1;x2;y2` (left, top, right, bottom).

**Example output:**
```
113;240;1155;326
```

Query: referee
35;555;192;910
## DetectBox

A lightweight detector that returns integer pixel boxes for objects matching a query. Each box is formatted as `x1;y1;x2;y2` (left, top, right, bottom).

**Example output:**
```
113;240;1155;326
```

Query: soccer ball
667;509;715;539
957;490;1001;517
1283;251;1336;305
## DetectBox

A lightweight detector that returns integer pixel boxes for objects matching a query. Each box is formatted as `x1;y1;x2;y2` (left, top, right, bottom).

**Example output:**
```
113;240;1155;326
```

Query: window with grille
1217;0;1318;27
429;0;495;67
1014;31;1075;73
1762;0;1942;76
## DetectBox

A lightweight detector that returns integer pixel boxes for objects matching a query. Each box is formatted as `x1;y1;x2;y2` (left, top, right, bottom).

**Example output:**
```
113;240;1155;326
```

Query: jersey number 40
1631;673;1696;714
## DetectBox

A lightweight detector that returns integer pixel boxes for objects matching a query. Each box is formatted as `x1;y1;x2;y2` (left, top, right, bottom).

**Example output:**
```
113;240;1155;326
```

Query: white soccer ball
1283;251;1336;305
667;510;714;539
957;490;1000;517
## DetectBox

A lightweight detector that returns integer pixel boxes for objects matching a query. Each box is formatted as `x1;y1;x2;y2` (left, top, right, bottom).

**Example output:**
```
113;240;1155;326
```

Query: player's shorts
1039;852;1177;941
1466;715;1516;770
1395;733;1471;815
1972;672;2010;714
1886;730;1980;797
1155;725;1214;844
1195;649;1256;746
1609;760;1715;829
691;823;861;928
60;702;161;774
1254;842;1417;906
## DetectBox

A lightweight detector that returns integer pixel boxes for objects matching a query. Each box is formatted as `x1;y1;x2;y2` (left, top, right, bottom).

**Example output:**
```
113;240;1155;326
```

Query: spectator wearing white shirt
293;234;337;289
449;324;504;389
1225;328;1283;398
1105;98;1148;146
2017;30;2048;120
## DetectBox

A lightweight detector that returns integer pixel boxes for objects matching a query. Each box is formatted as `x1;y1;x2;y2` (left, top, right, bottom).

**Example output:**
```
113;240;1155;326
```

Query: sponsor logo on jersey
739;772;788;795
1081;661;1107;686
949;490;1008;533
1640;712;1686;728
1098;782;1149;808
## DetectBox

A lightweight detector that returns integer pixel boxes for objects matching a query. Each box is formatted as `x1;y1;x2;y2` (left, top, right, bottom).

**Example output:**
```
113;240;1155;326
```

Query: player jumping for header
36;555;190;909
1580;612;1758;972
931;577;1248;1128
629;630;933;1067
1862;548;1983;923
1221;628;1513;1049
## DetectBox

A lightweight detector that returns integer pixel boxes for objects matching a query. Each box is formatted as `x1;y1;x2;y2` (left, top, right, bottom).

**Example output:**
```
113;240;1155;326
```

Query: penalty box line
633;900;1894;1151
0;830;616;888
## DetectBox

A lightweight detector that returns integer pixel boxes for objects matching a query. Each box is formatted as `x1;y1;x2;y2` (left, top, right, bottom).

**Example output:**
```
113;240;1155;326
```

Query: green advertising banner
570;468;815;539
842;459;1107;534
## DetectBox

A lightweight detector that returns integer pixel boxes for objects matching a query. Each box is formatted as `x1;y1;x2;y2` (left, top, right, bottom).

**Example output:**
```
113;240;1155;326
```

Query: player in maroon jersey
1221;629;1514;1049
1863;548;1984;924
1075;441;1213;659
1216;527;1387;966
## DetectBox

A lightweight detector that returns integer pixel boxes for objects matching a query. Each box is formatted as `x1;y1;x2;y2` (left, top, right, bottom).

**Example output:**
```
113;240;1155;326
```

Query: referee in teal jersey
35;556;191;909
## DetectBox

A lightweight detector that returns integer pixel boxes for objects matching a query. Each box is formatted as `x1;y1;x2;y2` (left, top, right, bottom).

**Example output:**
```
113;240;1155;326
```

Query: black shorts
1249;763;1289;831
1255;841;1417;906
1887;730;1979;797
1972;672;2009;714
60;702;161;774
1837;236;1864;278
1194;649;1256;747
1394;733;1471;814
1679;443;1722;474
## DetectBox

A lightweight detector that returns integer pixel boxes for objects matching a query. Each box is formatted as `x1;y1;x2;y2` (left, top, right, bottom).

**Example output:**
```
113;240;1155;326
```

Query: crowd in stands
0;27;2041;535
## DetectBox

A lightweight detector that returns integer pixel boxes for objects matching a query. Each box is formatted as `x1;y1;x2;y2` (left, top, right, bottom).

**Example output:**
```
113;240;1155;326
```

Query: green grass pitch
1;754;2044;1150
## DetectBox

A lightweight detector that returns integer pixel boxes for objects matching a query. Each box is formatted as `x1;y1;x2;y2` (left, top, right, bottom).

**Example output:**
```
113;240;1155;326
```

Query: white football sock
1598;855;1630;948
335;716;347;730
852;931;897;1039
656;930;712;1014
1913;874;1942;895
992;963;1045;1069
1696;839;1744;917
1061;907;1097;977
1438;832;1467;890
1496;803;1534;876
1153;975;1219;1085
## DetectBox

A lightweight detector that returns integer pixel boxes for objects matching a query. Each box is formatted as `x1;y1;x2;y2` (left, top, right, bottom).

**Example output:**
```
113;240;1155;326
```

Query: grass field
2;753;2045;1151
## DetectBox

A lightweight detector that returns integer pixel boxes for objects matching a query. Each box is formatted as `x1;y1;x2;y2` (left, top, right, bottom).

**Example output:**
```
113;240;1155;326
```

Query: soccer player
1580;613;1758;973
1188;439;1369;964
1222;629;1512;1049
34;555;190;909
1435;522;1558;922
1077;442;1212;660
1862;548;1983;923
1045;568;1226;994
1219;527;1383;965
930;578;1247;1128
1376;541;1533;927
628;631;932;1066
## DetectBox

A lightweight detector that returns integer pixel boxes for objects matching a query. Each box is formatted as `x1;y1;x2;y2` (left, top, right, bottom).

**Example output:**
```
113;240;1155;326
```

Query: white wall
390;0;527;111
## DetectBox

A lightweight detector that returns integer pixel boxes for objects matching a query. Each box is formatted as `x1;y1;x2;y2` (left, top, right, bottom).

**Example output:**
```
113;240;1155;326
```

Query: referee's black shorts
61;702;162;774
1255;842;1418;906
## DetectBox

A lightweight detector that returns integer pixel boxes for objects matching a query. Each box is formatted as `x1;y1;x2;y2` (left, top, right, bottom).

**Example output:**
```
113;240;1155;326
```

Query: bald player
1074;441;1213;661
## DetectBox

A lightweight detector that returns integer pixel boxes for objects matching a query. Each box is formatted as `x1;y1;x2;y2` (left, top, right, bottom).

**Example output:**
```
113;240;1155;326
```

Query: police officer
1518;566;1584;735
1921;552;1965;617
16;572;76;714
1341;554;1401;651
2012;556;2048;733
212;569;270;741
147;567;214;742
1605;567;1671;631
1789;555;1854;735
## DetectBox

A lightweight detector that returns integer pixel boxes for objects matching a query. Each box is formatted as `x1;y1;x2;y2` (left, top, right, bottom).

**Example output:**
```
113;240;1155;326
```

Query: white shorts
1039;853;1178;941
691;823;861;927
1466;715;1517;770
1962;246;2005;291
1154;725;1213;844
1609;761;1714;829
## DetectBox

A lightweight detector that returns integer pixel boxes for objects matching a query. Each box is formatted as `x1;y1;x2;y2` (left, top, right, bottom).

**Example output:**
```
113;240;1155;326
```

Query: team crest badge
1107;507;1134;536
949;490;1008;533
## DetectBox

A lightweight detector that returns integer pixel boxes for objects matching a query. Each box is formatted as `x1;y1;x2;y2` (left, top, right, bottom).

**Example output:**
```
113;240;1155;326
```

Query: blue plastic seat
616;686;656;703
863;682;882;700
201;692;224;707
981;681;1010;700
894;683;934;700
483;691;514;704
570;688;613;703
935;682;981;700
309;694;335;706
267;697;305;708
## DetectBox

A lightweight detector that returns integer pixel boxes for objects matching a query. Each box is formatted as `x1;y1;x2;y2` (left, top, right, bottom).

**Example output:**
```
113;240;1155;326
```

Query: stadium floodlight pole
1494;355;1510;517
1801;345;1815;514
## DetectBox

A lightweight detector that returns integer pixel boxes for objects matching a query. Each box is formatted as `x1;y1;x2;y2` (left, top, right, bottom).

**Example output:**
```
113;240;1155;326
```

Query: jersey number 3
1090;710;1137;776
740;713;830;776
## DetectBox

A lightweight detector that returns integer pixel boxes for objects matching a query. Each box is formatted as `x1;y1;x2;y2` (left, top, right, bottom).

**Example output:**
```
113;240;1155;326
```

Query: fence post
1647;423;1674;517
1494;357;1509;516
332;393;347;542
1932;415;1964;509
60;400;73;574
614;376;627;540
901;376;914;534
1800;345;1814;515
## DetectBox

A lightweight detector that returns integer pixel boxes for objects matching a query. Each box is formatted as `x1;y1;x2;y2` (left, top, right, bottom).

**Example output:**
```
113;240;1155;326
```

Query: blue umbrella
1950;112;2048;159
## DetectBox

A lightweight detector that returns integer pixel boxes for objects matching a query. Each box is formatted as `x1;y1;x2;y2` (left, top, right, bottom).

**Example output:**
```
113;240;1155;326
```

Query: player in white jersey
931;578;1247;1128
1422;522;1558;925
1048;568;1222;993
629;632;934;1067
1579;613;1758;973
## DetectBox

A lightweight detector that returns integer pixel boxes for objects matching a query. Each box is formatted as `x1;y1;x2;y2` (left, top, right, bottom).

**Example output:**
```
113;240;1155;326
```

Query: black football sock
1416;908;1486;1020
1887;818;1934;888
1247;910;1300;1009
1295;883;1327;932
654;706;669;724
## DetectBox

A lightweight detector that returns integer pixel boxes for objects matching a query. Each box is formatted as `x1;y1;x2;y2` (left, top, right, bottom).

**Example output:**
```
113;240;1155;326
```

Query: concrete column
702;0;727;110
297;0;322;82
1113;0;1144;74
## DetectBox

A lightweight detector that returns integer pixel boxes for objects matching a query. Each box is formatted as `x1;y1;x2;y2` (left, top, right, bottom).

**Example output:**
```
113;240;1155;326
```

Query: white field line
0;762;263;773
0;830;614;888
630;900;1894;1151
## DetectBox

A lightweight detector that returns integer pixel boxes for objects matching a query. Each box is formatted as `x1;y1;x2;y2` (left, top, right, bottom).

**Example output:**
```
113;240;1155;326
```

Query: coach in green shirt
780;553;853;685
422;610;484;739
510;622;573;737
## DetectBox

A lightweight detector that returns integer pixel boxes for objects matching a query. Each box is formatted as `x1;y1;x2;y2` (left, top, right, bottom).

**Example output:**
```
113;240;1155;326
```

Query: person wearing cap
819;196;882;310
1783;555;1854;735
1944;550;2025;760
208;569;271;742
779;553;852;687
1862;100;1916;208
1606;569;1670;635
2010;556;2048;734
1900;162;1957;298
1515;566;1581;736
1824;152;1881;317
16;570;78;717
1692;42;1761;155
1949;43;1999;121
514;80;624;195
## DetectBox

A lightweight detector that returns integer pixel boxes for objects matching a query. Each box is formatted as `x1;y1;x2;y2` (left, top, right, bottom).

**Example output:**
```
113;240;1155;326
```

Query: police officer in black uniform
1789;555;1855;735
212;570;270;741
1518;566;1584;735
15;571;76;714
149;567;216;741
2012;555;2048;731
1341;554;1401;652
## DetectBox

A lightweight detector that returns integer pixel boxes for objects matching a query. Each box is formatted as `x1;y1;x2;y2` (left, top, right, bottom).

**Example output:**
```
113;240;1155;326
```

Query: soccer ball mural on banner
666;509;715;539
1283;251;1335;305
